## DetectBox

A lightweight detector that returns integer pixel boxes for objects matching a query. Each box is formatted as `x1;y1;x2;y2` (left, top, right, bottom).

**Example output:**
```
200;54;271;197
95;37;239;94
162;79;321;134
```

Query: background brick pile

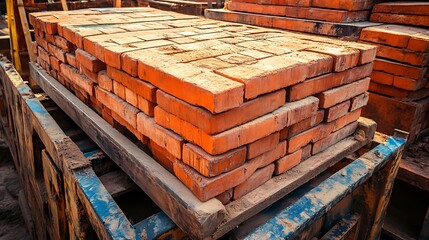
29;7;376;203
370;2;429;27
205;0;379;39
360;3;429;144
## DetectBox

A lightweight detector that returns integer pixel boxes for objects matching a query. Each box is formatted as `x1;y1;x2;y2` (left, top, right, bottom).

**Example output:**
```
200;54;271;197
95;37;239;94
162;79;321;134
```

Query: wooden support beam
16;0;35;62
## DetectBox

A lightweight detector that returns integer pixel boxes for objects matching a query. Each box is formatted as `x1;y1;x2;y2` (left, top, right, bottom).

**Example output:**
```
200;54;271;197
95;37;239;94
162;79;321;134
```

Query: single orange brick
350;92;369;112
325;100;351;122
48;43;66;63
54;35;74;52
173;160;247;202
98;70;113;91
79;64;99;83
149;140;176;173
312;122;358;154
233;164;274;200
274;148;302;175
66;53;77;68
60;63;95;96
107;66;157;103
318;77;370;108
125;87;138;107
156;89;286;135
137;95;155;117
113;81;126;100
182;143;247;177
360;25;410;48
136;112;184;159
370;71;394;86
95;87;139;129
38;46;50;63
247;132;280;159
49;56;61;71
76;48;106;72
393;77;428;91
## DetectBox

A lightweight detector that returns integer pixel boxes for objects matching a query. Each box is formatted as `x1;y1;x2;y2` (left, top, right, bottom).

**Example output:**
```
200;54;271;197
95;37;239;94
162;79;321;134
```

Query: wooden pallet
1;56;408;239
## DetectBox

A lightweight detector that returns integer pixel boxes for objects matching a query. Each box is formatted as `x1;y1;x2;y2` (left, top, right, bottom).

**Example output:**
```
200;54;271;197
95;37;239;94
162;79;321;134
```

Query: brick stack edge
360;2;429;144
29;8;376;203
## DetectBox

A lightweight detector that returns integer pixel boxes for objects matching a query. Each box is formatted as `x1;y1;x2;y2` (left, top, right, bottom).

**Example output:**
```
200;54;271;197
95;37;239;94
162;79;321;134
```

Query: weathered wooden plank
30;62;226;239
240;134;406;239
320;214;360;240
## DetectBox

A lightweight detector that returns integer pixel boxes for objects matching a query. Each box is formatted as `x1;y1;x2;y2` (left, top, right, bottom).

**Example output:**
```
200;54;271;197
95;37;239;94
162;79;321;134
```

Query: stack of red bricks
29;7;376;203
205;0;380;39
360;18;429;143
370;2;429;27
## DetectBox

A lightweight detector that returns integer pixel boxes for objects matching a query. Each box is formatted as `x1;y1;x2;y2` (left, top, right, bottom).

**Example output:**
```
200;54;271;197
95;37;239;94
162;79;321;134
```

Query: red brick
274;149;302;175
54;35;74;52
60;64;95;95
156;89;286;135
36;35;48;51
373;2;429;15
369;82;429;100
107;66;157;102
48;43;66;62
49;56;61;71
182;143;247;177
312;122;358;154
101;105;115;126
148;140;176;173
79;64;99;83
370;71;393;86
360;25;411;48
247;132;280;159
66;53;77;68
289;63;373;101
125;87;138;107
311;0;373;11
318;77;370;108
98;70;113;91
113;81;126;100
394;77;428;91
94;87;139;129
136;112;184;159
174;160;247;202
37;46;50;63
233;164;274;200
325;100;351;122
306;45;360;72
138;54;244;113
45;33;55;44
137;95;155;117
286;110;324;139
76;49;106;72
350;92;369;112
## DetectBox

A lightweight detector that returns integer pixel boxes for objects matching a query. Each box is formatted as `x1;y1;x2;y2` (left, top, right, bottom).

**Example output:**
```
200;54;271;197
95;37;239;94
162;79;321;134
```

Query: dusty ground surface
0;138;30;240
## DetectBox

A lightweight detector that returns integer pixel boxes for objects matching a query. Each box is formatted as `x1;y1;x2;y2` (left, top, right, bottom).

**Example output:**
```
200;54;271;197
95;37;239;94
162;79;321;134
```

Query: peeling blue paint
134;212;177;239
75;168;141;240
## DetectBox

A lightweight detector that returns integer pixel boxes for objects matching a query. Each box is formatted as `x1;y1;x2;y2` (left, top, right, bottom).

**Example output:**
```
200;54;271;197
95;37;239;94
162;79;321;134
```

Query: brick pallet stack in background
359;7;429;144
205;0;382;40
29;8;376;203
370;1;429;27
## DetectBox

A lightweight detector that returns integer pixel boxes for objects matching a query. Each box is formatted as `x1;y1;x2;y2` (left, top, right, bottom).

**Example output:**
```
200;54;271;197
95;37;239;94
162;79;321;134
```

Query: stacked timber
29;7;376;203
360;25;429;144
205;0;381;39
370;1;429;27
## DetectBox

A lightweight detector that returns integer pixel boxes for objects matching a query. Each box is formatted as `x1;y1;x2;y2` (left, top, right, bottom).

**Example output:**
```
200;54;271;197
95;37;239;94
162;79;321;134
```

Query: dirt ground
403;133;429;165
0;137;30;240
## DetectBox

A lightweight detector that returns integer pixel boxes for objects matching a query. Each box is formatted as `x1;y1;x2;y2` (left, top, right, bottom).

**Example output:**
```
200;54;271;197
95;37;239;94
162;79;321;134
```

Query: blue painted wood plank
134;212;177;239
74;167;141;240
242;136;406;240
